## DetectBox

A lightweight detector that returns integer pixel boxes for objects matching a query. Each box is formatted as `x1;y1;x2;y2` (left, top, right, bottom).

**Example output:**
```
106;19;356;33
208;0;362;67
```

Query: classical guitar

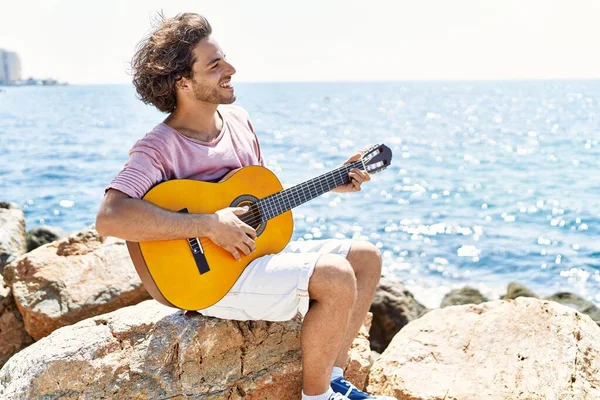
127;144;392;310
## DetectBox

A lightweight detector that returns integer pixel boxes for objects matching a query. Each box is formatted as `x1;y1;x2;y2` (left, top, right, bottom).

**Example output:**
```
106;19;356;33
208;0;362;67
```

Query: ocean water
1;81;599;308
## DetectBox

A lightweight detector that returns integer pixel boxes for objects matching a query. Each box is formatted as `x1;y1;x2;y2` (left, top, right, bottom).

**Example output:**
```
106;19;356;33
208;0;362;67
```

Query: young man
96;13;393;400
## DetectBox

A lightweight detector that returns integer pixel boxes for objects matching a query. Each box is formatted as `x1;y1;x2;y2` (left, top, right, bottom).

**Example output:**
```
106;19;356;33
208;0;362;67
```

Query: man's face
186;36;237;105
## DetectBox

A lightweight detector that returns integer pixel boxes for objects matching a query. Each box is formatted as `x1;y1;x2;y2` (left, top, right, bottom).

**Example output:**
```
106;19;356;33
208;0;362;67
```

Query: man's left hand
332;152;371;193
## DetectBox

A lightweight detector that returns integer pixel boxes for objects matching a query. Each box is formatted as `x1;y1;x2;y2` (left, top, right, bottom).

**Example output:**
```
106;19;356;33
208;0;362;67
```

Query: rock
369;277;429;353
370;350;381;364
25;225;66;252
2;225;150;340
0;275;33;367
546;292;600;326
502;282;538;299
367;298;600;400
0;300;373;399
0;202;26;274
440;286;487;307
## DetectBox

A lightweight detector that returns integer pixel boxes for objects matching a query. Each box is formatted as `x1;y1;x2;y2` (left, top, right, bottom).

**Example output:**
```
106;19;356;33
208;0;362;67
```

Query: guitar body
127;166;293;310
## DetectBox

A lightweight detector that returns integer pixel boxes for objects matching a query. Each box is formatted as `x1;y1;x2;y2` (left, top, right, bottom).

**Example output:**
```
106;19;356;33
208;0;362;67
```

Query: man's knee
309;254;357;304
348;240;383;279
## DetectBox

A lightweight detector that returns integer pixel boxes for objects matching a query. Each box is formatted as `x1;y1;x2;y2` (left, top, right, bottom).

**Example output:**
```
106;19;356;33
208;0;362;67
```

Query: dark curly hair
131;12;212;113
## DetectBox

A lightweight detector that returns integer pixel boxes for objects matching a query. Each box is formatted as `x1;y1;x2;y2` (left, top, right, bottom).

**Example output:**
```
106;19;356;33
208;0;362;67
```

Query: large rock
3;225;150;340
368;297;600;400
440;286;488;307
0;300;372;399
0;202;26;274
26;225;67;252
502;282;538;300
546;292;600;326
369;277;428;353
0;275;33;367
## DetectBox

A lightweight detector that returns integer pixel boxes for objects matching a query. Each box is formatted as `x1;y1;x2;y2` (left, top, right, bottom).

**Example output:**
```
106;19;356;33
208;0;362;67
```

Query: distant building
0;49;22;85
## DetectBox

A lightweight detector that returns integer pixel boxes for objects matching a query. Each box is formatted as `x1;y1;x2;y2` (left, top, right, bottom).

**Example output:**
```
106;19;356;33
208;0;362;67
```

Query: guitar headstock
361;144;393;174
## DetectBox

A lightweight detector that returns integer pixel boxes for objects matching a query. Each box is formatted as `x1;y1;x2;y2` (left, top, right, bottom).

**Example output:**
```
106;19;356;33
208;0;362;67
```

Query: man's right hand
207;207;257;261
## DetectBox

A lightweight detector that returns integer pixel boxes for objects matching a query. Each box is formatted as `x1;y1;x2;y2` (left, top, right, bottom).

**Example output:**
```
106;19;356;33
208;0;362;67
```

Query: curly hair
131;12;212;113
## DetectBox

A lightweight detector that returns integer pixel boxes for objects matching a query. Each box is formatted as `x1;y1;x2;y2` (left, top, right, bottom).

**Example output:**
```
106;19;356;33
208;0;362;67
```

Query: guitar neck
256;160;364;221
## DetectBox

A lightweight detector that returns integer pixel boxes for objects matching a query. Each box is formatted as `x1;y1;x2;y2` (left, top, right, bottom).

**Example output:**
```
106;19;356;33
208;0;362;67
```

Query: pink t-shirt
107;105;265;199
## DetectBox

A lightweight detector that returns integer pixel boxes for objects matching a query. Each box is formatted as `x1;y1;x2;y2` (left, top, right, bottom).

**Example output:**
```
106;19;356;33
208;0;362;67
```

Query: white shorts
198;239;353;321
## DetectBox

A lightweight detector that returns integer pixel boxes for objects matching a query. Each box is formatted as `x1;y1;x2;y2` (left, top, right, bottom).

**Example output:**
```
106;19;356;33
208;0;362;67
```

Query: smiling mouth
219;80;233;89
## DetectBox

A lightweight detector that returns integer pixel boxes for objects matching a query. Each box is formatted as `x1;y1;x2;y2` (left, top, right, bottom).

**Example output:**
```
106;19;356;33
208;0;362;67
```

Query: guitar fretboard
256;160;363;221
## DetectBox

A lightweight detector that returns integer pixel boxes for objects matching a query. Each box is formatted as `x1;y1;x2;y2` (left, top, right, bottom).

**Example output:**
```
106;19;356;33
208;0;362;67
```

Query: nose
224;60;236;76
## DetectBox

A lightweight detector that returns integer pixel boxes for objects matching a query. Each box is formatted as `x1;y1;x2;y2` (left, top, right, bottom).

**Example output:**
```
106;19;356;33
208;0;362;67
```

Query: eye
210;62;219;70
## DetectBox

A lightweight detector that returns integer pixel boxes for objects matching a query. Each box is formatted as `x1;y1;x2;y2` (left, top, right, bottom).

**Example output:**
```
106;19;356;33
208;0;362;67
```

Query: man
96;13;393;400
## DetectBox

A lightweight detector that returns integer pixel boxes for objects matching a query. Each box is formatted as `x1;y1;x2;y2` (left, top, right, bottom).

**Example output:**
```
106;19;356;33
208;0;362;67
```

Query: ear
176;76;191;91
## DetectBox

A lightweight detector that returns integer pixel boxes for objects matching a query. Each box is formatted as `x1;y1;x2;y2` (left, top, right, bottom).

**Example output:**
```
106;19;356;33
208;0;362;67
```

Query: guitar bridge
189;238;204;255
179;209;210;275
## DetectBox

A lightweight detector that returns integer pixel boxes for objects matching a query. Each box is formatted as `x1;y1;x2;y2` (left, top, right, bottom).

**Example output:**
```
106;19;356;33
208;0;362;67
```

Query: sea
1;81;599;308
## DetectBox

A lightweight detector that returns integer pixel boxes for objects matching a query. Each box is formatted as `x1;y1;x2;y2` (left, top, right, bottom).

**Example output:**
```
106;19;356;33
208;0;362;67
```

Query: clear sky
1;0;599;84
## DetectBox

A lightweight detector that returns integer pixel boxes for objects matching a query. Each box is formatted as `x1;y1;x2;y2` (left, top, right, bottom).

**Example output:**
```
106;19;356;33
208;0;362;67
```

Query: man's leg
301;253;357;395
334;240;382;368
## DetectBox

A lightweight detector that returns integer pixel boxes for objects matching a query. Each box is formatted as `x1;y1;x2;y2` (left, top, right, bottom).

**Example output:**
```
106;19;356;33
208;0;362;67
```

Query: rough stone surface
26;225;67;252
368;297;600;400
0;275;33;367
3;225;150;340
0;300;372;399
546;292;600;326
0;202;26;274
369;277;429;353
440;286;488;308
502;282;538;300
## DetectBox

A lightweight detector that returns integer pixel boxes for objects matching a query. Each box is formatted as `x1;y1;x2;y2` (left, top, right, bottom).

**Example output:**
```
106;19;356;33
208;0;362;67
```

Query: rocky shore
0;201;599;399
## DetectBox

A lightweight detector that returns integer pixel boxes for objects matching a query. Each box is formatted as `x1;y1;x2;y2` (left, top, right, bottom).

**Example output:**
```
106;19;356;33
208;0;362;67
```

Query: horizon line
35;76;600;86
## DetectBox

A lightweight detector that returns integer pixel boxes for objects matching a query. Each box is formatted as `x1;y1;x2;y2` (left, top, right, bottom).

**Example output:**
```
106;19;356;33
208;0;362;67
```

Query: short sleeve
247;117;266;167
106;144;166;199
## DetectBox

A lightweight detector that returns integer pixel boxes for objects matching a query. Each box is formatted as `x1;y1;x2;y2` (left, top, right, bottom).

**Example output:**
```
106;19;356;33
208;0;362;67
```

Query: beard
191;79;236;105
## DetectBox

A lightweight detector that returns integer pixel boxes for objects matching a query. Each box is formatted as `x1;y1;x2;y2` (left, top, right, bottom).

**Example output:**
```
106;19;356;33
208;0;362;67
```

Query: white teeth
220;81;232;88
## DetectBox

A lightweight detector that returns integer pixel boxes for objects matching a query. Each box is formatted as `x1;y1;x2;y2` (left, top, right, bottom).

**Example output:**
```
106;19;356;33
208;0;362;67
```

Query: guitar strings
237;160;363;228
177;160;368;255
186;160;365;252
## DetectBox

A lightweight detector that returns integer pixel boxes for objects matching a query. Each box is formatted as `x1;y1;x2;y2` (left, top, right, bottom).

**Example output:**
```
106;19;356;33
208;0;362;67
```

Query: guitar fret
262;198;270;220
272;195;280;217
271;197;277;219
258;160;364;220
289;187;298;209
327;171;335;190
277;194;283;215
337;168;344;187
317;174;325;193
265;197;275;220
287;188;295;209
285;189;293;210
301;182;308;203
267;196;275;219
298;183;307;205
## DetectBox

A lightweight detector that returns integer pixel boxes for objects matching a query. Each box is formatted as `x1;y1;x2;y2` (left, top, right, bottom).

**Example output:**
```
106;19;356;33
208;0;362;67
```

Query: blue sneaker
328;393;351;399
330;377;396;399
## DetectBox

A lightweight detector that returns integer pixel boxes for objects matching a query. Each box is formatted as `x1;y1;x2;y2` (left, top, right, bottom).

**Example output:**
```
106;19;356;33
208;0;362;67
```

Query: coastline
2;82;599;313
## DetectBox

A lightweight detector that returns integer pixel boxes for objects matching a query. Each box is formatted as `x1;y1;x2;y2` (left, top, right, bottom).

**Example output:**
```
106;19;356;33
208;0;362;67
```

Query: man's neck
165;102;223;142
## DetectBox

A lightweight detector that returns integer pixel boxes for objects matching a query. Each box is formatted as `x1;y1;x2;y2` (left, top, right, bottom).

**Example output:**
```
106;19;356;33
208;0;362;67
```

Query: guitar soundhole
231;195;265;236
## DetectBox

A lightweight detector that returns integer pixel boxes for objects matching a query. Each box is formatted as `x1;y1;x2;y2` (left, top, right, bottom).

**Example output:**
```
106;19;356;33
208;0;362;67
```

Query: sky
1;0;600;84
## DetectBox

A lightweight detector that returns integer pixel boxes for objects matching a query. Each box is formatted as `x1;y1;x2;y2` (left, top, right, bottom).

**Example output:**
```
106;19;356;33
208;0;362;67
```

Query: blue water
1;82;599;308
